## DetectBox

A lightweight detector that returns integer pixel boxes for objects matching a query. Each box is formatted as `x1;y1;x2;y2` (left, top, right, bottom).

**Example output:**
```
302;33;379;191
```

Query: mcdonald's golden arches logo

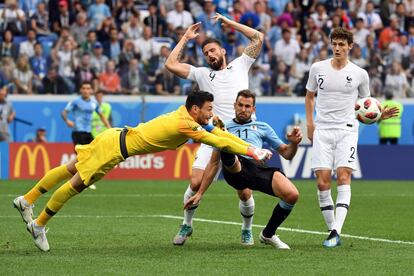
174;144;200;178
14;145;50;178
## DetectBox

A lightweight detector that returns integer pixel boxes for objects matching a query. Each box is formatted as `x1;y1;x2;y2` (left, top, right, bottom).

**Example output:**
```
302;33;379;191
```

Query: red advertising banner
9;143;199;180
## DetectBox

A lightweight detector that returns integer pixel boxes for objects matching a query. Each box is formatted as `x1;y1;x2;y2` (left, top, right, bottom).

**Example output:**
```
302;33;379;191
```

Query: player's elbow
257;31;264;42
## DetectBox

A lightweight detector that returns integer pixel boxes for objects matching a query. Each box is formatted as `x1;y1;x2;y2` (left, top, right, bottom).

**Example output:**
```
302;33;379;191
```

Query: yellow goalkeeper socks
36;181;78;226
24;165;73;204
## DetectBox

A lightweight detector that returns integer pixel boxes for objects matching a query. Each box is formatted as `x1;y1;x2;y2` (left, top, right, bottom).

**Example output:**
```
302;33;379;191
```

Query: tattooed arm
165;23;201;79
212;13;264;59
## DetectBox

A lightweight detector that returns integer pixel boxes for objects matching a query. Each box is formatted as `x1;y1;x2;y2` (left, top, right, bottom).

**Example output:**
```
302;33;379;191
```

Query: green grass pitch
1;179;413;275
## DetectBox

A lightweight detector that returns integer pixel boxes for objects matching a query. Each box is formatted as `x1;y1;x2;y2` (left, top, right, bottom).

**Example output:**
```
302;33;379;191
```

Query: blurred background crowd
0;0;413;98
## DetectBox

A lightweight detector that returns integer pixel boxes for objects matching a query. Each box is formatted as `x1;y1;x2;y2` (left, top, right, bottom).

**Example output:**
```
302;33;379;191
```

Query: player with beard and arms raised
185;90;302;248
305;28;399;248
165;13;264;246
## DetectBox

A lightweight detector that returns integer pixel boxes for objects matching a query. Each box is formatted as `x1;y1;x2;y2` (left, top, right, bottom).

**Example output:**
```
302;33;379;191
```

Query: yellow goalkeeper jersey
125;105;249;156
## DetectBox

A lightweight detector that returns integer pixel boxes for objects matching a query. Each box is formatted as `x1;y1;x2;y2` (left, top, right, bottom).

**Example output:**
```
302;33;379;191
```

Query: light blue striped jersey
225;119;284;157
65;97;101;132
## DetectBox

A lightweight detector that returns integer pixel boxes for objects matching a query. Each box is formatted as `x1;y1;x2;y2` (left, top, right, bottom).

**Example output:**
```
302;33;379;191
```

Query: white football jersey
187;54;255;121
306;58;370;131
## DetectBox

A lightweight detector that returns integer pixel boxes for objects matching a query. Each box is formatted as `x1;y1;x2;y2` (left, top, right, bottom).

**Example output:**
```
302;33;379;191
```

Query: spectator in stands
32;127;48;143
248;64;266;96
51;0;75;34
353;18;371;48
378;15;400;50
358;1;383;33
0;56;15;82
115;0;138;26
30;43;49;93
304;30;327;62
12;54;33;94
103;27;122;63
74;53;98;91
87;0;111;30
395;3;408;32
54;26;78;51
19;29;37;59
154;66;180;95
1;0;26;35
0;87;15;142
30;1;52;35
19;0;41;16
289;48;311;96
70;12;90;45
122;11;143;40
254;1;271;33
90;42;108;74
81;30;98;54
389;33;410;63
52;39;76;93
310;3;329;29
144;2;167;37
367;65;383;97
277;2;296;28
166;0;194;34
96;17;116;43
118;39;140;75
147;45;171;77
196;0;221;38
134;26;156;66
274;29;300;68
385;61;409;98
0;30;18;60
230;0;244;23
379;0;398;27
350;44;367;68
98;60;121;94
275;60;291;96
121;58;143;94
41;67;70;94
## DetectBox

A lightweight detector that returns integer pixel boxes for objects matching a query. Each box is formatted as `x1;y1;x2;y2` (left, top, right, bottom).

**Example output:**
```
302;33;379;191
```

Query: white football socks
318;189;335;231
333;184;351;234
239;196;255;230
183;185;198;226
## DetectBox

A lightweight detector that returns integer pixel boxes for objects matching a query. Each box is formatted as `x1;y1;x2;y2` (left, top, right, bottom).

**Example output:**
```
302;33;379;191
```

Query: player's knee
238;189;252;201
337;173;351;184
284;189;299;205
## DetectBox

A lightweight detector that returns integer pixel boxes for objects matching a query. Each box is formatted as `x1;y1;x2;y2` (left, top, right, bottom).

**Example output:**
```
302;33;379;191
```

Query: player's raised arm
212;13;264;59
165;22;201;78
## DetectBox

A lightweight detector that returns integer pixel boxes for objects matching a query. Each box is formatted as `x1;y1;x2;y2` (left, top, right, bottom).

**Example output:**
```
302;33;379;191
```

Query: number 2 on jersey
318;78;324;90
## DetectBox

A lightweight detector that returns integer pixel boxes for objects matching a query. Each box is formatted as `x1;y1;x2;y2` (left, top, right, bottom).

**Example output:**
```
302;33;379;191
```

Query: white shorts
192;143;222;180
311;129;359;171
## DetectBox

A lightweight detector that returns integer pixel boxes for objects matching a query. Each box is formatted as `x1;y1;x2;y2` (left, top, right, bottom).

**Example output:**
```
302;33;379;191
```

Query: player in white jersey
305;28;399;248
165;13;264;245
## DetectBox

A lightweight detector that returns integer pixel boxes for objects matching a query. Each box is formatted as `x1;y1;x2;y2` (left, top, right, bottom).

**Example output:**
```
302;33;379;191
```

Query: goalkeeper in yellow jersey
13;91;272;252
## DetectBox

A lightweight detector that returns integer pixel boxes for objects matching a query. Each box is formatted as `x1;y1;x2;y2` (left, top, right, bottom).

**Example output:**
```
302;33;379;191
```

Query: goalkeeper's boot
259;230;290;249
13;196;34;224
173;224;193;245
27;220;50;252
241;229;254;246
323;229;341;248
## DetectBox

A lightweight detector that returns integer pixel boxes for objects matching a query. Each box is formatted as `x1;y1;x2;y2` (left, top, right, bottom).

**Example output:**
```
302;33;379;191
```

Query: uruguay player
185;90;302;248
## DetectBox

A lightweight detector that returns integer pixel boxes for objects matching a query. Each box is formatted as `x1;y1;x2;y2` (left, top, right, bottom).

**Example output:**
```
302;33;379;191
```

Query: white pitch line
2;214;413;246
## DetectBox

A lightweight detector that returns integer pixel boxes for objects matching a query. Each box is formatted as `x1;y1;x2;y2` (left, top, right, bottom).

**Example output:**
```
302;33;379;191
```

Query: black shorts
72;131;94;145
222;156;284;197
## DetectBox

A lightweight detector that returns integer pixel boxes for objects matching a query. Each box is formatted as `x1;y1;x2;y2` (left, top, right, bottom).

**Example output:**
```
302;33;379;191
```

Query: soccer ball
355;97;382;124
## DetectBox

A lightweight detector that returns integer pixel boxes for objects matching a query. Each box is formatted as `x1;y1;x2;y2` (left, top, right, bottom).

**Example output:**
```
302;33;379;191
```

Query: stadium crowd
0;0;413;98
